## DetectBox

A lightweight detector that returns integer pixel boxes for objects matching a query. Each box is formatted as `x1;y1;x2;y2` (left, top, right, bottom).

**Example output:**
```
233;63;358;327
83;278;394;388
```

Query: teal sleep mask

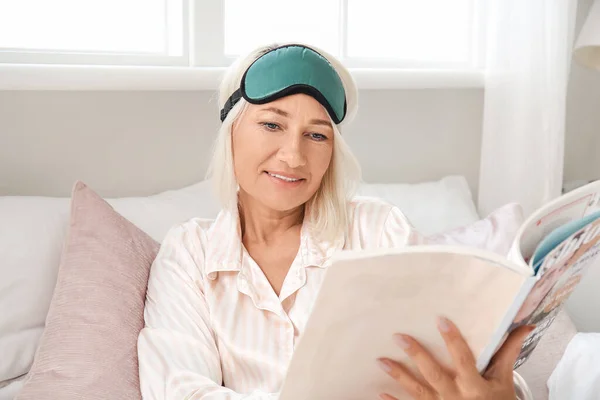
220;44;347;124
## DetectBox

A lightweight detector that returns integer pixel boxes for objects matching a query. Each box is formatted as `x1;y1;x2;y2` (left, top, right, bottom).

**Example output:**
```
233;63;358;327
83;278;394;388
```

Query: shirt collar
205;205;345;280
205;207;243;279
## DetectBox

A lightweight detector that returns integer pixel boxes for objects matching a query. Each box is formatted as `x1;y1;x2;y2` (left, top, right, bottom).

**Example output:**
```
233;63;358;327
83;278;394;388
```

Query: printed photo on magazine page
510;218;600;369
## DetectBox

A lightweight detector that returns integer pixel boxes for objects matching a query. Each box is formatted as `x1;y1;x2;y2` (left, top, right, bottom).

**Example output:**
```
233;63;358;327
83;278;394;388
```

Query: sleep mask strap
220;88;242;122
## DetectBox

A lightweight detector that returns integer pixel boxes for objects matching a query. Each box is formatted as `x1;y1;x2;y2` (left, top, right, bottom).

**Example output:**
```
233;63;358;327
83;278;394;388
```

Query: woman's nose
277;133;307;168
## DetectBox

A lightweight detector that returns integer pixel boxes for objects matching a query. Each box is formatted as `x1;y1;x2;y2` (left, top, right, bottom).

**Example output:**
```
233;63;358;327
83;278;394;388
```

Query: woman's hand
377;317;535;400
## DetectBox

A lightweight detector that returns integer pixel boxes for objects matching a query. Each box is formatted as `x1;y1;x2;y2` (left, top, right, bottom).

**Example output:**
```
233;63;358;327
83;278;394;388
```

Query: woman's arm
137;223;278;400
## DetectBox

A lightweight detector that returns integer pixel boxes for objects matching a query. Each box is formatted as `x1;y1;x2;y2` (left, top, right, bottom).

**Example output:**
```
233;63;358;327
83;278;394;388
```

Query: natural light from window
223;0;476;66
0;0;183;55
223;0;341;57
0;0;478;73
347;0;473;64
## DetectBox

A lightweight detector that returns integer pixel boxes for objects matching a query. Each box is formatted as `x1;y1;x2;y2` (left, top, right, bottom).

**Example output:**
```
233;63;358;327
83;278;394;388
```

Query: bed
0;92;584;399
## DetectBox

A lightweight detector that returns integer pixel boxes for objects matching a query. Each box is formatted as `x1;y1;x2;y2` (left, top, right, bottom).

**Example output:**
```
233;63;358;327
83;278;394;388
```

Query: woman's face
232;93;334;212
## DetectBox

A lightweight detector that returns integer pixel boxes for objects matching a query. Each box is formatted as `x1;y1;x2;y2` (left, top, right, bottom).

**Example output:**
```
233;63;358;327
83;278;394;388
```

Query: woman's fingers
484;324;535;382
435;316;483;383
377;358;438;400
387;333;458;396
379;319;533;399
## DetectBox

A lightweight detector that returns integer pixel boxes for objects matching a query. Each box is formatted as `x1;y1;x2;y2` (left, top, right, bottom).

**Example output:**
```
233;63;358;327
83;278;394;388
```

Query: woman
137;43;533;400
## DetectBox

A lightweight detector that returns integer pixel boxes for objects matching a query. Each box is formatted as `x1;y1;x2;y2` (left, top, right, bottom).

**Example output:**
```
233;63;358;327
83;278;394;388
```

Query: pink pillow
425;202;525;256
16;182;159;400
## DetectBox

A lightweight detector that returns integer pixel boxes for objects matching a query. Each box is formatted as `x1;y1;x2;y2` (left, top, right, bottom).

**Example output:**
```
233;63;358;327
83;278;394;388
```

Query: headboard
0;89;483;199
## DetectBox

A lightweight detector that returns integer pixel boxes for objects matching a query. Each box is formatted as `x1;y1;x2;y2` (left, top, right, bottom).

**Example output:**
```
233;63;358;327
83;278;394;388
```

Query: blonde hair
206;42;361;242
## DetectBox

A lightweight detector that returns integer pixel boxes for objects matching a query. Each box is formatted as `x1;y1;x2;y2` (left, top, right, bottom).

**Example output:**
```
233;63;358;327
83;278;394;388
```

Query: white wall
564;0;600;186
566;58;600;185
562;0;600;333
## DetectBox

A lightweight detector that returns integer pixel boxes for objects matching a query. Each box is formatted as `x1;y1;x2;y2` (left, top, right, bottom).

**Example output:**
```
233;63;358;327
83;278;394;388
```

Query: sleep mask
220;44;347;124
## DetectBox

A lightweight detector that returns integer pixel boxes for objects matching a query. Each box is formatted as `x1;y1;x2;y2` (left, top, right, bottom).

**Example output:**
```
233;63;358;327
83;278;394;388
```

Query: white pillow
0;180;219;384
105;180;220;241
357;175;480;235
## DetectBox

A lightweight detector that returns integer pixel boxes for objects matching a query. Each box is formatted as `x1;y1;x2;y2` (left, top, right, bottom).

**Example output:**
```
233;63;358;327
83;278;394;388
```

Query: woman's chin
254;179;316;210
256;192;314;213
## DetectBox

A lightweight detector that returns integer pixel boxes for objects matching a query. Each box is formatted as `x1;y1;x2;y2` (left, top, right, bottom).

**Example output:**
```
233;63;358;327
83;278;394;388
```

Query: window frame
0;0;486;89
0;0;190;67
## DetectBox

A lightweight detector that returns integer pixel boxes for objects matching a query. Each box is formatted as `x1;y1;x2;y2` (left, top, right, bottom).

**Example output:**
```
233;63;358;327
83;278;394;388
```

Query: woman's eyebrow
259;107;289;117
309;119;332;127
259;106;332;128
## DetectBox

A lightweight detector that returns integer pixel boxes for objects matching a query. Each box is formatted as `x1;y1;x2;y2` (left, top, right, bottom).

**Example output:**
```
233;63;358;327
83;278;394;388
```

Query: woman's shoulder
160;208;241;254
159;217;216;255
349;194;394;209
152;216;225;278
346;195;421;248
348;195;408;221
166;216;214;237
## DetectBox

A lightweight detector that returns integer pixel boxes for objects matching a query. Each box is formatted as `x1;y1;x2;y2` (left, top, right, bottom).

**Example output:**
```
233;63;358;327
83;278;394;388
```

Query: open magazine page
278;247;530;400
510;217;600;369
511;181;600;265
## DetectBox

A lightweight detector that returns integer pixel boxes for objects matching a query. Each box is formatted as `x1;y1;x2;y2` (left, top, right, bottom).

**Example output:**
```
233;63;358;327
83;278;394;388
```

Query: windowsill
0;64;484;90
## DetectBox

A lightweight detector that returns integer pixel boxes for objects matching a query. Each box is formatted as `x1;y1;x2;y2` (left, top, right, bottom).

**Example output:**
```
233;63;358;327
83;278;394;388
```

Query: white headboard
0;89;483;198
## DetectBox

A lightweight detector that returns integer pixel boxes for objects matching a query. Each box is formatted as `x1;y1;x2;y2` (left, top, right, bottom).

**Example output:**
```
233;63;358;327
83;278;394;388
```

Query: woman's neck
237;191;304;246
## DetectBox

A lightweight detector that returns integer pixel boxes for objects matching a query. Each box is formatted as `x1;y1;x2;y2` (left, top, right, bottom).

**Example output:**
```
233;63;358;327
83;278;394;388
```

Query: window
220;0;481;70
0;0;186;66
345;0;476;68
0;0;484;89
223;0;340;58
1;0;480;68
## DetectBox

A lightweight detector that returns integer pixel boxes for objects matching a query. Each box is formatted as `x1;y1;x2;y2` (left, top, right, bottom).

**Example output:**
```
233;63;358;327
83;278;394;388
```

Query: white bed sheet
548;332;600;400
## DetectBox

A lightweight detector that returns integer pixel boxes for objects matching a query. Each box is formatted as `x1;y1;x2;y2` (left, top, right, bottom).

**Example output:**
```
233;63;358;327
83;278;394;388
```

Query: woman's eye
261;122;280;131
309;133;328;141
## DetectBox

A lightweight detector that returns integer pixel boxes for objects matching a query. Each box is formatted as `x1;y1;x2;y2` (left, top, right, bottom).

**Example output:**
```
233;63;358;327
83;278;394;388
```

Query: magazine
278;180;600;400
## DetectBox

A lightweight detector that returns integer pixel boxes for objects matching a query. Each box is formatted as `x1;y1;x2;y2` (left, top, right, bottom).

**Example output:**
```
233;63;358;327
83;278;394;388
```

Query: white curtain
478;0;579;218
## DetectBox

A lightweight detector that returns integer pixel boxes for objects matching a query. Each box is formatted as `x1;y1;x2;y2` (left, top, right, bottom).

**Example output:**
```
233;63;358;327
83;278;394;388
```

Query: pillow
16;181;159;399
424;202;525;256
0;374;27;400
0;180;218;385
105;180;220;240
357;175;480;235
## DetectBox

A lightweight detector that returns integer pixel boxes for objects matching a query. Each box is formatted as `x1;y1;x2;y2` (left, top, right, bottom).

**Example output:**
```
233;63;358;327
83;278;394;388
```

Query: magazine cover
511;218;600;369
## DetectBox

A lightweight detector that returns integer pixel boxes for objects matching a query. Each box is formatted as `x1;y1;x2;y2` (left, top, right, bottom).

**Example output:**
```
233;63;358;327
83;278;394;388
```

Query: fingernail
377;358;392;373
437;316;451;332
393;334;411;350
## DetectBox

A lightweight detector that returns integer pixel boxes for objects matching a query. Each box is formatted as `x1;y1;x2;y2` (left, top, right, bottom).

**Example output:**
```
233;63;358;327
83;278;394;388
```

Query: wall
564;0;600;186
561;0;600;333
